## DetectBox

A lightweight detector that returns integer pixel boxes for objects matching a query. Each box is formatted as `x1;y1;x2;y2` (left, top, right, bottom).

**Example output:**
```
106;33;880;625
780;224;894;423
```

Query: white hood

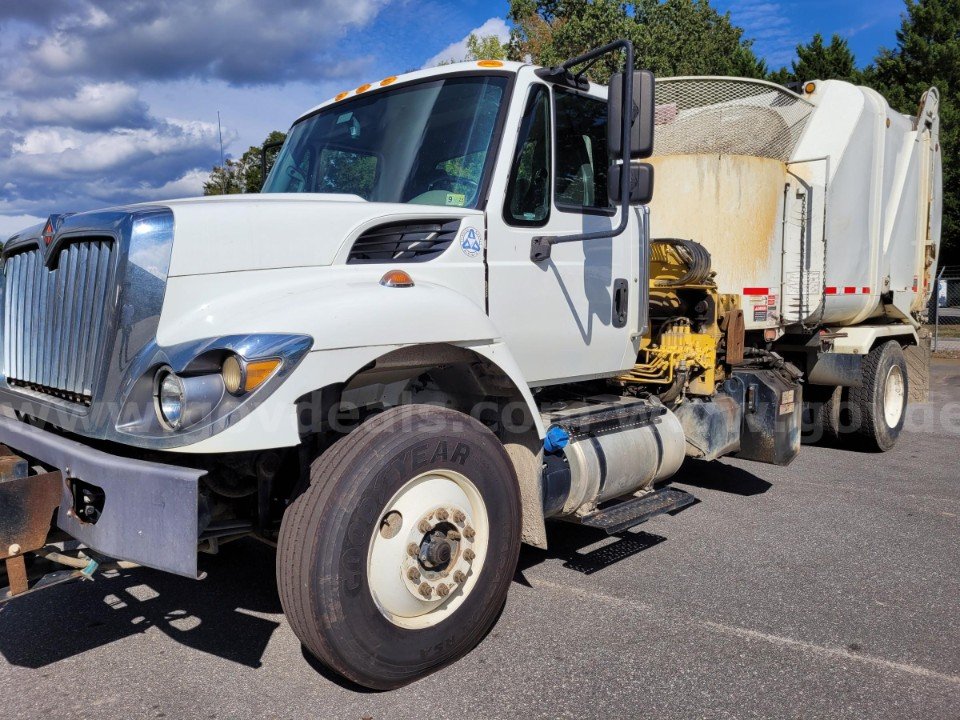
159;194;479;277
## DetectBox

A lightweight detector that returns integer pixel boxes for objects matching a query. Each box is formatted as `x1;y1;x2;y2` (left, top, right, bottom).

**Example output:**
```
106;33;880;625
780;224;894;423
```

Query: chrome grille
3;239;117;405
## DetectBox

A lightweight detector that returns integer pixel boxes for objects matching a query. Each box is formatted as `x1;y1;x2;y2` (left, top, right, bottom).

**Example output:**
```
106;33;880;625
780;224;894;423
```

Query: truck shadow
0;539;281;670
670;458;772;496
0;458;769;673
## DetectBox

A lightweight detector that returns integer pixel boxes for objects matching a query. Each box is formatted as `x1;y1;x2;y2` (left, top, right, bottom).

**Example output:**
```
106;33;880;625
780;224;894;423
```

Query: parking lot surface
1;360;958;720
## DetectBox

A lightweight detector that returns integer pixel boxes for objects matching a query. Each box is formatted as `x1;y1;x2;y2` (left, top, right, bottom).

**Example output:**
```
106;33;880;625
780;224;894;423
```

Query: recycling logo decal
459;227;483;258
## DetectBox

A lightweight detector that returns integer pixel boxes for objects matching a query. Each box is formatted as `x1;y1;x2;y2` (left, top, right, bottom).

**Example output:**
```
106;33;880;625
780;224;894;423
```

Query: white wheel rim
366;470;489;630
883;365;905;428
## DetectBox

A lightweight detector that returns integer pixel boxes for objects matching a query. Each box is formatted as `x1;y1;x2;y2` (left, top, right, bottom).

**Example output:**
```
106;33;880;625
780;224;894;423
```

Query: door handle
613;278;629;328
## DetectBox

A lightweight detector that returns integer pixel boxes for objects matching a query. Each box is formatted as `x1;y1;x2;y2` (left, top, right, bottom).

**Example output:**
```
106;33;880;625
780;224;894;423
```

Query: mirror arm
259;139;285;192
530;39;635;262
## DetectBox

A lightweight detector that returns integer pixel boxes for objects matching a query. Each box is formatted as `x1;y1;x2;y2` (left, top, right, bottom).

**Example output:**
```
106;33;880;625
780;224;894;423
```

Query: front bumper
0;414;205;578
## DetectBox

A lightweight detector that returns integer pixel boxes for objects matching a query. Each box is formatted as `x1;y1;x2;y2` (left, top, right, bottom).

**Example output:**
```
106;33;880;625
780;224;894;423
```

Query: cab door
486;74;640;386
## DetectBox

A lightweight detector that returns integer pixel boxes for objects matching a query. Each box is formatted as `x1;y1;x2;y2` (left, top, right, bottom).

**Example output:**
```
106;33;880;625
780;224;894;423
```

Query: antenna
217;111;226;193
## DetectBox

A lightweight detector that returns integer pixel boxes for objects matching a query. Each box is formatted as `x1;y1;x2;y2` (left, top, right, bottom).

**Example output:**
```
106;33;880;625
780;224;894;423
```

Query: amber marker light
804;82;816;94
243;359;282;393
222;355;282;395
335;91;349;101
380;269;415;288
477;60;504;68
380;76;398;87
356;83;372;94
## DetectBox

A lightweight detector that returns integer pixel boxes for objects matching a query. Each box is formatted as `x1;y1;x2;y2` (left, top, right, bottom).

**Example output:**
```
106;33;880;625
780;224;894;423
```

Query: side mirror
608;162;654;205
607;70;655;160
260;139;285;190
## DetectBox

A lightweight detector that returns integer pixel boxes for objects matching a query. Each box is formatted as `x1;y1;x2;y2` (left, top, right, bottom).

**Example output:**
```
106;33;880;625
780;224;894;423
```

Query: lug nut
418;520;432;534
454;570;467;584
407;543;419;557
464;549;476;562
437;584;450;598
436;508;449;521
453;510;466;525
463;526;476;540
418;582;433;599
407;567;421;583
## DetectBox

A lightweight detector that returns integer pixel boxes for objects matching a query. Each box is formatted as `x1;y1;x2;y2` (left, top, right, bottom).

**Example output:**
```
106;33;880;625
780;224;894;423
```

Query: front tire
848;341;908;452
277;405;521;690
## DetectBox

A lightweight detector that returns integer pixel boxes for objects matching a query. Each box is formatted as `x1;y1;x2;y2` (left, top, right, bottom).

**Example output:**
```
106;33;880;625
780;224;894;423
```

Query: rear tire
801;385;841;445
277;405;521;690
847;341;908;452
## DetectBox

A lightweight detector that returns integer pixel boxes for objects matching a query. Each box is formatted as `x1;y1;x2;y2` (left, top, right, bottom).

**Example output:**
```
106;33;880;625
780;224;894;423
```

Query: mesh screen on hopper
653;77;815;162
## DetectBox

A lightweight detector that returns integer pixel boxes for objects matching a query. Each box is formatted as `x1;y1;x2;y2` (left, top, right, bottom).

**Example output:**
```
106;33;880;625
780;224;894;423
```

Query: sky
0;0;908;238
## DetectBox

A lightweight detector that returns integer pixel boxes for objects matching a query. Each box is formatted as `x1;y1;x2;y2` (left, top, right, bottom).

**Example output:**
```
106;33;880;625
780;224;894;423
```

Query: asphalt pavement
1;360;959;720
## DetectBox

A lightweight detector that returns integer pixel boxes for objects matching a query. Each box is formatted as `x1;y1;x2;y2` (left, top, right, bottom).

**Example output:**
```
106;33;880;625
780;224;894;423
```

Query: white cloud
0;214;43;240
9;119;223;178
130;168;210;200
16;82;149;131
422;18;510;69
5;0;391;86
0;0;394;221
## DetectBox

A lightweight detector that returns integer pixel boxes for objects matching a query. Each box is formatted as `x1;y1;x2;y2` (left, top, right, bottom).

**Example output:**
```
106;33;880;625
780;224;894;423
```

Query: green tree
867;0;958;266
770;33;861;85
204;130;287;195
466;33;509;61
437;33;509;65
507;0;767;83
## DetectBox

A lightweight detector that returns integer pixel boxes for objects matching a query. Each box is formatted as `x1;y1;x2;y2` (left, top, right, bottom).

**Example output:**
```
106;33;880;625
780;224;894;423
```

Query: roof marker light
380;76;397;87
355;83;372;94
335;91;349;102
477;60;504;68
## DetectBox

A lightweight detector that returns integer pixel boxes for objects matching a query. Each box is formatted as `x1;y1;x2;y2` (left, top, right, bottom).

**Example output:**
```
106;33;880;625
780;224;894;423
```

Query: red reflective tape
825;286;838;295
743;287;769;295
844;286;857;294
861;286;870;294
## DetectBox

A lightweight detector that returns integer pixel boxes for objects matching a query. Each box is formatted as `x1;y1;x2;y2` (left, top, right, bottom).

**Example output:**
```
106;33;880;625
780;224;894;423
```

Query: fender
157;266;494;352
163;273;546;453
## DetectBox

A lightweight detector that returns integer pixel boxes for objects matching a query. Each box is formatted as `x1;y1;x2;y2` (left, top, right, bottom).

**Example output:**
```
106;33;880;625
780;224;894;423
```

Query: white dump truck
0;40;940;689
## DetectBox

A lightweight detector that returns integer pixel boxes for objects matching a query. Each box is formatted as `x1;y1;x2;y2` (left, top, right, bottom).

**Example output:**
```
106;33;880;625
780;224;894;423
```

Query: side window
554;88;611;212
504;85;551;226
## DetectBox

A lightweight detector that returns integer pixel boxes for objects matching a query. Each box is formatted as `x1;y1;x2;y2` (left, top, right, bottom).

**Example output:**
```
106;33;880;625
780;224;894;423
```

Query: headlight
157;372;185;429
120;334;311;443
154;367;225;431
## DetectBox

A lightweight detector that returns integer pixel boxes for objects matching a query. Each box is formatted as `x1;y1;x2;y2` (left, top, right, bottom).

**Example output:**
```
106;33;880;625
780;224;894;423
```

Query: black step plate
578;488;696;534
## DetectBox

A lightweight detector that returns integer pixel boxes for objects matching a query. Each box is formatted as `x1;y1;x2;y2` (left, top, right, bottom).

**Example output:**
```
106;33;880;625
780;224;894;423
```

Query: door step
575;487;696;534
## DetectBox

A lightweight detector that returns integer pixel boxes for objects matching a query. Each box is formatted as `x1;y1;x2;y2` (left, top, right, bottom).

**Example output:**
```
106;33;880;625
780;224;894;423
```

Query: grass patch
926;324;960;339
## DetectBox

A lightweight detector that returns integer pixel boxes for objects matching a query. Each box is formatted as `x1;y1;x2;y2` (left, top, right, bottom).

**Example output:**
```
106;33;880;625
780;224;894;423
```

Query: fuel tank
540;397;686;518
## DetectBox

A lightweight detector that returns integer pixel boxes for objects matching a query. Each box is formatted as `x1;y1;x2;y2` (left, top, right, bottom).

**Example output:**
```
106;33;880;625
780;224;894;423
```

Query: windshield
262;75;509;209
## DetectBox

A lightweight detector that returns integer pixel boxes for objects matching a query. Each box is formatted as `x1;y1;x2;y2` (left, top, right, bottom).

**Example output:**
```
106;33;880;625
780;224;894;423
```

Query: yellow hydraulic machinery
620;238;740;399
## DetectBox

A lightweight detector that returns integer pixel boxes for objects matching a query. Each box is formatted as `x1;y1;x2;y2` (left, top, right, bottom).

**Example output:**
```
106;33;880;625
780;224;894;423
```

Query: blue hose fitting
543;425;570;454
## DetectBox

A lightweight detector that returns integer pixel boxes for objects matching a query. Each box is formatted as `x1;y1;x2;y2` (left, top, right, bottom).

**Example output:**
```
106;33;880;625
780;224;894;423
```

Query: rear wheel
847;341;908;452
801;385;841;445
277;405;521;690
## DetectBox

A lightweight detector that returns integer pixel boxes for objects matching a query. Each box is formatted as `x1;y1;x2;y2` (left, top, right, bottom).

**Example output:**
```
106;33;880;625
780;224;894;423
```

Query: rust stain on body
647;154;786;295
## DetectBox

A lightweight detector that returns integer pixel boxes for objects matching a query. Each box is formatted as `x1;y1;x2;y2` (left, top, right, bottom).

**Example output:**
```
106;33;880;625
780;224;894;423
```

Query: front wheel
848;341;908;452
277;405;522;690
